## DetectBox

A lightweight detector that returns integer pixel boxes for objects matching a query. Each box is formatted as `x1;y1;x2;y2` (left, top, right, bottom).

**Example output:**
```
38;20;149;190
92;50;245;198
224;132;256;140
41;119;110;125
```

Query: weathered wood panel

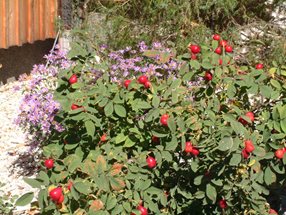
0;0;58;49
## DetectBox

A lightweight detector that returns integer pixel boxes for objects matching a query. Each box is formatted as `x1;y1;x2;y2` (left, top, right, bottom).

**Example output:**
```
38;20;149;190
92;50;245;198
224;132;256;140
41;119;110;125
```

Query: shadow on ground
9;150;40;177
0;39;54;84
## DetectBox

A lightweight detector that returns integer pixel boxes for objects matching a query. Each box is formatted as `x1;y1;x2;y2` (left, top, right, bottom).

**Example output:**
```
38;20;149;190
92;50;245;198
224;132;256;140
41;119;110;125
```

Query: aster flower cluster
16;46;71;146
107;41;180;82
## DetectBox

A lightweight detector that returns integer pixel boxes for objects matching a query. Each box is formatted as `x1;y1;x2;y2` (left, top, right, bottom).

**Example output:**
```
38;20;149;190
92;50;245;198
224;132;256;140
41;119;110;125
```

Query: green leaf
74;182;91;195
281;119;286;133
227;83;236;98
38;189;47;210
152;96;160;108
202;61;214;69
68;155;82;173
104;101;114;116
270;79;281;90
229;153;242;166
115;133;127;144
123;136;136;148
206;184;217;204
264;166;276;186
139;179;151;190
85;120;95;137
170;79;181;89
190;60;201;70
165;135;178;151
37;171;50;186
167;118;176;133
191;160;199;172
218;137;233;151
106;195;117;211
114;104;126;117
152;130;169;137
23;178;43;189
15;192;34;206
260;86;272;98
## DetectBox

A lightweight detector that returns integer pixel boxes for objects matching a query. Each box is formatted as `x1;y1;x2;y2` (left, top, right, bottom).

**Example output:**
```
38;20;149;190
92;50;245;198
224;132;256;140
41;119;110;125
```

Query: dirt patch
0;39;54;84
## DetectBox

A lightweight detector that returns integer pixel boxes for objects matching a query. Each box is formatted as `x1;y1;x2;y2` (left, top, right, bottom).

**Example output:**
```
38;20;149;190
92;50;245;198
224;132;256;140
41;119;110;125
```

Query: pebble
0;81;38;214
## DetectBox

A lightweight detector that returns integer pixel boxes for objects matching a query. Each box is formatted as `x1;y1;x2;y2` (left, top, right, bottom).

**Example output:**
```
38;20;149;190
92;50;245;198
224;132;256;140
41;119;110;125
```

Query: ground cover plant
16;35;286;214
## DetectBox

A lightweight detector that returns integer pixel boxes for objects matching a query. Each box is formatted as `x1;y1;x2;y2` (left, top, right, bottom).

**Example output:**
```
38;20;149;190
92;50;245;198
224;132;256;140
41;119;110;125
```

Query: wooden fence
0;0;58;49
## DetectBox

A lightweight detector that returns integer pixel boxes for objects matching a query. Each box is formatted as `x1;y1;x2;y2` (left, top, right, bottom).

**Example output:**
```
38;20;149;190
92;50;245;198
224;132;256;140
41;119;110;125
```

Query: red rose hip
269;209;278;214
204;71;213;81
214;47;222;55
57;194;64;204
44;159;54;169
220;40;228;47
225;45;233;53
191;148;200;156
137;205;148;215
242;149;250;159
152;136;160;143
275;149;285;159
160;114;169;126
146;156;157;168
213;34;220;41
219;199;227;209
244;140;255;153
138;75;148;84
49;187;63;202
189;45;201;54
124;80;131;88
245;112;255;122
100;134;107;142
144;81;151;89
69;74;77;85
71;104;80;110
256;63;264;70
185;141;193;153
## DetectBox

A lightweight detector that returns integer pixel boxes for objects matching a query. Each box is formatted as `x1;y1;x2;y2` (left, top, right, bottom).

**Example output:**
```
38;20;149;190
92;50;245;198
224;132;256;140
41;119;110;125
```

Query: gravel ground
0;81;38;214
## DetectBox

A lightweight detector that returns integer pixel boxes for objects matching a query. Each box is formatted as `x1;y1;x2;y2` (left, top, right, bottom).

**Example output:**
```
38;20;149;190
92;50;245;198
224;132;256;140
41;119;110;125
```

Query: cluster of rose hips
49;187;64;205
242;140;255;159
184;141;200;156
124;75;151;89
188;34;265;82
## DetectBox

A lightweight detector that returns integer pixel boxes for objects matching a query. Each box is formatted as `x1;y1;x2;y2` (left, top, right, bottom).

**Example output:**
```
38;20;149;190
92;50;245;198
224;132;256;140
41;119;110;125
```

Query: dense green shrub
17;36;286;214
70;0;286;61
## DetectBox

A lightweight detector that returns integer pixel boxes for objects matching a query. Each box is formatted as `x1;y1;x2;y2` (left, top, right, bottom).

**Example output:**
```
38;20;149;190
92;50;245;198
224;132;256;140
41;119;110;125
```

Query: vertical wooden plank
19;0;28;45
14;0;19;45
49;0;56;37
0;0;7;48
33;0;39;41
27;0;33;43
38;0;43;40
7;0;15;46
43;0;49;38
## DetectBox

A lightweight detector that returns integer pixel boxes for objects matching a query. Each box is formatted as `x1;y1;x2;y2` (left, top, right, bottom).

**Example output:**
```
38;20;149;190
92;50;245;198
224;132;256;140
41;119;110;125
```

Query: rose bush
16;36;286;214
